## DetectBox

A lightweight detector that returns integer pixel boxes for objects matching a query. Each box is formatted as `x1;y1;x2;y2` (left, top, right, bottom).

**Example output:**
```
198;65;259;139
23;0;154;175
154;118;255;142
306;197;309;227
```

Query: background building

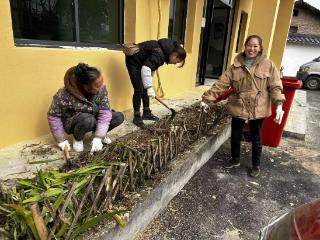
0;0;294;148
282;0;320;76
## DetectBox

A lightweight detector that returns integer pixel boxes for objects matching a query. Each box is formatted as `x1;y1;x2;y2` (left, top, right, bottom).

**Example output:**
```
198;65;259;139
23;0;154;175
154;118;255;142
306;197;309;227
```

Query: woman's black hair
74;63;101;85
244;35;264;52
172;41;187;68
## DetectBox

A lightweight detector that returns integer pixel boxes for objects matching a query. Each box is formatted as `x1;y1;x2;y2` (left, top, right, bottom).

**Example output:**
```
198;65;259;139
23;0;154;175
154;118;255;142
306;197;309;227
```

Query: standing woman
48;63;124;153
201;35;285;177
125;38;186;127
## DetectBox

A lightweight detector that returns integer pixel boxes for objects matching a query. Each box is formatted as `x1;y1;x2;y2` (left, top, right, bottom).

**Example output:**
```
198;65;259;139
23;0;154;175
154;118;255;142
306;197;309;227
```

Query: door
197;0;235;85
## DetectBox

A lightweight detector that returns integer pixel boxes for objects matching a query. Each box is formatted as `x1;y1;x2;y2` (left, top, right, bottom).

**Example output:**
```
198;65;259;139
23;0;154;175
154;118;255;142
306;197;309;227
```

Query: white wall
281;43;320;76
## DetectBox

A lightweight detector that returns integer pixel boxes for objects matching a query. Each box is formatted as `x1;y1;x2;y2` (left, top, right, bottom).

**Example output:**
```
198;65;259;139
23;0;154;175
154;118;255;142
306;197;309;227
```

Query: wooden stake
169;131;173;160
158;137;163;168
86;167;112;221
65;175;96;240
48;182;77;239
31;203;48;240
128;150;135;191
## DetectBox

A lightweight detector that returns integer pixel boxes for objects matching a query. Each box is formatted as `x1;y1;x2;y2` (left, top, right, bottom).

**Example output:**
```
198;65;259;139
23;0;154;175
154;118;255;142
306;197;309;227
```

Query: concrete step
283;89;307;140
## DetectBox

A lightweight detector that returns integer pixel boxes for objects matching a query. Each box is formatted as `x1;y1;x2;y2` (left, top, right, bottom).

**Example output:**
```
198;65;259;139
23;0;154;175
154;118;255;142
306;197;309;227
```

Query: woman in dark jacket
125;38;186;127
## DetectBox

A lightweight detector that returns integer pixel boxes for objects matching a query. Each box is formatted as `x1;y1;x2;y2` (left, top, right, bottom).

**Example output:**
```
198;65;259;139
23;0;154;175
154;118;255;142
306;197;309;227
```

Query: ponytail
74;63;101;85
172;41;186;68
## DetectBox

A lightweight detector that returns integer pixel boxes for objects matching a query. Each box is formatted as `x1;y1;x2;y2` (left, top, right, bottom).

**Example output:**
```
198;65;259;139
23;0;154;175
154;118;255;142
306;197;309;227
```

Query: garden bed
0;103;228;240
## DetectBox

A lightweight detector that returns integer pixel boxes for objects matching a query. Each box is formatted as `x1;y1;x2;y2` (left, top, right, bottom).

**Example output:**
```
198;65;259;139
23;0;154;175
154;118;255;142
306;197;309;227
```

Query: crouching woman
47;63;124;153
202;35;285;177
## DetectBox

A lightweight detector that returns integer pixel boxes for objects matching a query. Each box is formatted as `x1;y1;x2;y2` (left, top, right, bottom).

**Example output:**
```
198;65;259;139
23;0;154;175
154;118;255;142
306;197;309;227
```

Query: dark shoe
248;167;260;177
142;110;159;121
133;115;145;128
224;160;240;169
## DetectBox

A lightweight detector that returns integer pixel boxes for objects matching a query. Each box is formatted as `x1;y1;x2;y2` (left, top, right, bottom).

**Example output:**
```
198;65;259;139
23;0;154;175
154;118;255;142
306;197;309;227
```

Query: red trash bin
262;77;303;147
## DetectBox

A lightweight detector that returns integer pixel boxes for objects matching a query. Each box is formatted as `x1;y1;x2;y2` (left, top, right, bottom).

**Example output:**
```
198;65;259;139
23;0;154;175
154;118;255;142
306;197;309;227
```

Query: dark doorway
197;0;235;85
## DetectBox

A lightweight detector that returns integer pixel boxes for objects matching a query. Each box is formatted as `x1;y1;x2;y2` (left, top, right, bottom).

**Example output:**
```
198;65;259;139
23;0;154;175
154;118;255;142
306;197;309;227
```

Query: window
168;0;188;43
220;0;234;7
289;26;298;34
9;0;124;47
235;11;248;53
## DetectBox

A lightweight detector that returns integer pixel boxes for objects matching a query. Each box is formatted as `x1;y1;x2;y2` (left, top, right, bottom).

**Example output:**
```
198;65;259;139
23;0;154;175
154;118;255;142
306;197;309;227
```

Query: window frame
235;11;248;53
168;0;188;44
11;0;124;49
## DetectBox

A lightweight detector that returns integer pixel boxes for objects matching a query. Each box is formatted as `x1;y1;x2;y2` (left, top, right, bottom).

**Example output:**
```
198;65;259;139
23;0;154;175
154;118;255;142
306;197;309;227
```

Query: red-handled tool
154;96;176;120
63;146;79;170
213;87;234;103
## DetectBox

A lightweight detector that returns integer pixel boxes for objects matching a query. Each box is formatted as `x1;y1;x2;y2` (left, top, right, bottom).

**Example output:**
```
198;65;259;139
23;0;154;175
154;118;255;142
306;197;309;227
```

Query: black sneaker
142;110;159;121
248;167;260;177
224;160;240;169
133;115;145;128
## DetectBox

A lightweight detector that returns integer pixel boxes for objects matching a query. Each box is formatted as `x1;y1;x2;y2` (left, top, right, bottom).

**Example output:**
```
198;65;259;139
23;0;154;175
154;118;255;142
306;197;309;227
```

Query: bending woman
125;38;186;127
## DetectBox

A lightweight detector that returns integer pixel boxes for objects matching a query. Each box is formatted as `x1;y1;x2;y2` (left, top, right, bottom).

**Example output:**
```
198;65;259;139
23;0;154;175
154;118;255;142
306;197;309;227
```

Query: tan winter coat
202;53;285;120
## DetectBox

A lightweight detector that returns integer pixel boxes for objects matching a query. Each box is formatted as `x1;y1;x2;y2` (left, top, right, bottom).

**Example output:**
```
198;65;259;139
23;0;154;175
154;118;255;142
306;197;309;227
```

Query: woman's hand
202;94;217;103
91;137;103;152
57;140;71;151
274;104;284;125
147;88;156;98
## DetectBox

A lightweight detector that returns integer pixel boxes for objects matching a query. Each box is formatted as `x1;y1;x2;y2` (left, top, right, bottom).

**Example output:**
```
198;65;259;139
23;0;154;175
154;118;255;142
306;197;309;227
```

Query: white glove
73;140;84;152
102;137;112;144
91;137;103;153
200;101;209;113
147;88;156;98
274;104;284;125
57;140;71;151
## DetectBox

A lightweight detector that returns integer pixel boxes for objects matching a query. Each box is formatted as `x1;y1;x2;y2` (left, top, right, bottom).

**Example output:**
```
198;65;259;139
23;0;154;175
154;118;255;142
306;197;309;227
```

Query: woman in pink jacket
48;63;124;153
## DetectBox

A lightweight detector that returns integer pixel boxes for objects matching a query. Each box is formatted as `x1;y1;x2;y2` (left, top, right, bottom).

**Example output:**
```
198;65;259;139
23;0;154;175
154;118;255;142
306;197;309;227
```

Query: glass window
168;0;188;43
236;11;248;53
78;0;121;44
9;0;123;46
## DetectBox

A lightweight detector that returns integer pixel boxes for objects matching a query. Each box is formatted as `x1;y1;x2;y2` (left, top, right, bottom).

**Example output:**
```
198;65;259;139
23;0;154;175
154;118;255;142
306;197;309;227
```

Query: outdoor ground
135;90;320;240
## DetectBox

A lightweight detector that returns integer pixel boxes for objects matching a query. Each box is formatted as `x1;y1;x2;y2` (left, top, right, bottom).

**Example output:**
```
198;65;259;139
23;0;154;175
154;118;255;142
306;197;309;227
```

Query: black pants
231;117;264;167
125;58;149;112
65;111;124;141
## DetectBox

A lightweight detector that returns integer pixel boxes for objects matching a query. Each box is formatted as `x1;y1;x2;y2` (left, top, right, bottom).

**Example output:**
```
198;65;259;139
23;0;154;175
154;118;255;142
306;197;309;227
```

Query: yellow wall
248;0;281;57
270;0;295;68
0;0;204;148
0;0;295;148
227;0;293;70
228;0;253;64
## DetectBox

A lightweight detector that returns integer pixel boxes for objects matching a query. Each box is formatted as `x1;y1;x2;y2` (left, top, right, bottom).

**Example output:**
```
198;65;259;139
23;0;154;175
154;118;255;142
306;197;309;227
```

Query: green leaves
23;189;66;204
70;210;126;240
4;204;40;240
0;162;127;239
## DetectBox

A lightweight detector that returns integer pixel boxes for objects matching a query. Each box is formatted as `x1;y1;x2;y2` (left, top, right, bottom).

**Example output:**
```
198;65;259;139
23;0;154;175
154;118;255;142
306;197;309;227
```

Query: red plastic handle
214;88;234;103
